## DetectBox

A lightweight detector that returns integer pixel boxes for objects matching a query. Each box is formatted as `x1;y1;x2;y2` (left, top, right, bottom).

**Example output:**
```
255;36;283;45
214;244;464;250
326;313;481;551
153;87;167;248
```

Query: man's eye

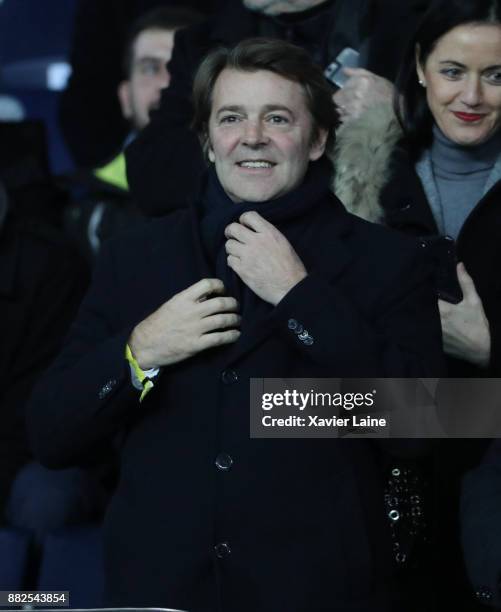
138;60;162;76
220;115;240;124
267;115;289;124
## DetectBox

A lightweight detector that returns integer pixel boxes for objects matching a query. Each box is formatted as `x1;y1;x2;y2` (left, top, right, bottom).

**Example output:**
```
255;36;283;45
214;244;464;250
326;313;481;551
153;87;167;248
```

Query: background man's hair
122;7;203;78
192;37;339;156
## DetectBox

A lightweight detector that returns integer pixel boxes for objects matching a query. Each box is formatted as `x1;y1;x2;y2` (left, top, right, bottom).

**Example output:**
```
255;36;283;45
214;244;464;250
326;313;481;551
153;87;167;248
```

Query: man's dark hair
192;38;339;156
122;7;203;77
395;0;501;159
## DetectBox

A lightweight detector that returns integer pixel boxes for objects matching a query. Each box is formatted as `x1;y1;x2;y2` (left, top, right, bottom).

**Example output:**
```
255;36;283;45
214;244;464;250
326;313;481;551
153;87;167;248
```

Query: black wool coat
28;173;443;612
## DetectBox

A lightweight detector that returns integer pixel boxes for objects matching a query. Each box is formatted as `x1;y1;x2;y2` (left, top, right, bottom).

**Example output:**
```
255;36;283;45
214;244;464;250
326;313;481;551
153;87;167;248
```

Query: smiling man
28;39;443;612
206;68;326;202
126;0;432;217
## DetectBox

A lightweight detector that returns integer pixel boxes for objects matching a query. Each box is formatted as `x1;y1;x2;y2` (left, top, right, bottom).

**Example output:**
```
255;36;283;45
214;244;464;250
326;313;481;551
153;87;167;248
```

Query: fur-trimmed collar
331;104;402;222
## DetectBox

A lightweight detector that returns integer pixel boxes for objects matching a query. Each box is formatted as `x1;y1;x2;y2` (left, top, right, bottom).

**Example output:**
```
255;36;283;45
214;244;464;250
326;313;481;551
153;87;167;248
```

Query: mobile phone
421;235;463;304
324;47;360;88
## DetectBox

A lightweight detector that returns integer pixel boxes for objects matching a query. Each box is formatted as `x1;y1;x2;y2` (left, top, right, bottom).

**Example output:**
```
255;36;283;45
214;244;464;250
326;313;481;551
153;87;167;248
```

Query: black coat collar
381;144;439;236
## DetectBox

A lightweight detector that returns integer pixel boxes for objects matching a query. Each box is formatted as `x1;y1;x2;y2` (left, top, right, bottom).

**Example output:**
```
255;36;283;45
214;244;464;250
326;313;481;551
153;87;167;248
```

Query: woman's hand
438;262;491;368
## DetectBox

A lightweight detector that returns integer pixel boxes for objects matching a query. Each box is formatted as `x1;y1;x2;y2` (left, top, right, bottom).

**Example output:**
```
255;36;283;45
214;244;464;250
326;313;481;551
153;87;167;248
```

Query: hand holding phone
324;47;360;88
438;262;491;367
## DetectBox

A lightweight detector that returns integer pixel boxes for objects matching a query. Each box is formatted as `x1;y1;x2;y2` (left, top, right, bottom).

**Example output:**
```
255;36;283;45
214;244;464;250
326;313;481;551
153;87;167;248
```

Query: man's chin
228;188;284;203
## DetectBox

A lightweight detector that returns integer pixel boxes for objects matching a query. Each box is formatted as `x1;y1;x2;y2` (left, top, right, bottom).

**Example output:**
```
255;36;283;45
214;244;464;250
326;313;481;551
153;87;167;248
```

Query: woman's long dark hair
394;0;501;159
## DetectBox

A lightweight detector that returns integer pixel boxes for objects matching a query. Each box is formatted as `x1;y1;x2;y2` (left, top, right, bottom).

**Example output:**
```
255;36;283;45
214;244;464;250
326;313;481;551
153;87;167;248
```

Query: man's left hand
333;68;394;123
438;263;491;368
224;211;307;306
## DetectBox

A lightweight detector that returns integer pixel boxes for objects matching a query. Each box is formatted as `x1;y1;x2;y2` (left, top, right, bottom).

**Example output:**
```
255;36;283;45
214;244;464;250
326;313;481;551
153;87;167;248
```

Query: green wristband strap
125;343;155;402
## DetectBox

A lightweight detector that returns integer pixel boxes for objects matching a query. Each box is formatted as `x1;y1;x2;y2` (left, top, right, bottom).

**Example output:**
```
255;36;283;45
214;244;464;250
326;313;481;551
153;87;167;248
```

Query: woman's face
417;23;501;146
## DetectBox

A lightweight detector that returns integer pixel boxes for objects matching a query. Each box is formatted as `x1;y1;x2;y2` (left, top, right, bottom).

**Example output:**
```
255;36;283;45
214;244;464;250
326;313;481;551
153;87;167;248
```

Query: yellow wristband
125;344;155;402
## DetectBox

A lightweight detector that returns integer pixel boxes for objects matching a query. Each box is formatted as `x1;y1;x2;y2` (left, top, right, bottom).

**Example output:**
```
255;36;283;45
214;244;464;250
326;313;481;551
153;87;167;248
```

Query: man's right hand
128;279;240;369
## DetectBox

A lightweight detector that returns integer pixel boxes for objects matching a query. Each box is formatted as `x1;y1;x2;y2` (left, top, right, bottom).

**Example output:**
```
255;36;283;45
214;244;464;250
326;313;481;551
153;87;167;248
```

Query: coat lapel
382;148;439;235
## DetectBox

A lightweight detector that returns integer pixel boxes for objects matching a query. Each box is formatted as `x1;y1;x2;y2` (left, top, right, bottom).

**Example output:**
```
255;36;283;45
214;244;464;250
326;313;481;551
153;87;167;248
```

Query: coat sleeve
27;241;140;469
272;241;444;377
125;25;207;217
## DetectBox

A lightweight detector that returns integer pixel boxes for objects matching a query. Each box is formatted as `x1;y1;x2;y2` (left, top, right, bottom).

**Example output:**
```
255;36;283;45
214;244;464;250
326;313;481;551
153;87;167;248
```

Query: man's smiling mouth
237;160;276;168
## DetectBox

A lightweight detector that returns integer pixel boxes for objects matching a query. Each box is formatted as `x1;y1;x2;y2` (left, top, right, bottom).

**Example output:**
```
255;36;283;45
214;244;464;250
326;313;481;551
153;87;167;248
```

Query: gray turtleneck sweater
416;125;501;239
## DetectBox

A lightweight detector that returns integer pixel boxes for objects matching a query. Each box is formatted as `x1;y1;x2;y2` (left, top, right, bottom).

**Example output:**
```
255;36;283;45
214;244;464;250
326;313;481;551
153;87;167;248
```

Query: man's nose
156;66;171;90
461;76;483;107
242;120;268;146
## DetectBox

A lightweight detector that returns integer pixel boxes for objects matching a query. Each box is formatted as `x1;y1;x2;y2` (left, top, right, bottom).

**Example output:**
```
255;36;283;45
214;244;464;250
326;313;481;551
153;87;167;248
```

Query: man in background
66;7;202;262
59;0;215;167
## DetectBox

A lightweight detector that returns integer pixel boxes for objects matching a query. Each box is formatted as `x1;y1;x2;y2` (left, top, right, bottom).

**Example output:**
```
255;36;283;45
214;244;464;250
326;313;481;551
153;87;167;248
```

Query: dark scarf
199;157;333;323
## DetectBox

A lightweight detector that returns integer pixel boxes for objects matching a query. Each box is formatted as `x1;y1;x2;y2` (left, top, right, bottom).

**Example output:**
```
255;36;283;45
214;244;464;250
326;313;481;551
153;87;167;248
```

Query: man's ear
309;128;328;161
117;80;133;120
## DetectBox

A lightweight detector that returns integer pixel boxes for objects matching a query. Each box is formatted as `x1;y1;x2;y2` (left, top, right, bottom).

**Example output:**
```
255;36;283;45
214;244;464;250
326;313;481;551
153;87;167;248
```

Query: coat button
287;318;298;331
388;510;400;522
214;542;231;559
221;369;238;385
98;379;117;399
475;587;493;602
215;453;233;471
298;330;314;345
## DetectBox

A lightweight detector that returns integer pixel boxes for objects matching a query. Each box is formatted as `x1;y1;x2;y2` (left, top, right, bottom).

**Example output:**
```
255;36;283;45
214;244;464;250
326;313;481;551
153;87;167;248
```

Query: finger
227;254;241;274
225;238;244;257
198;329;241;351
438;299;451;316
183;278;225;302
224;222;254;243
342;67;371;78
200;313;241;333
456;262;477;299
332;90;343;104
198;296;239;317
239;210;272;232
333;94;346;112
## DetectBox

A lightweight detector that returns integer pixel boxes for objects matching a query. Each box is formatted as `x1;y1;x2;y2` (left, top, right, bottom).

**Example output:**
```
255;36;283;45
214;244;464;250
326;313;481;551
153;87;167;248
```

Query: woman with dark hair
335;0;501;376
333;0;501;609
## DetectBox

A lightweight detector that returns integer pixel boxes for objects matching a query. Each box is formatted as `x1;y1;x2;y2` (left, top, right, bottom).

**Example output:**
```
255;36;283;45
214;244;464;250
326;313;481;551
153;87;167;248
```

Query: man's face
243;0;327;16
207;68;327;203
118;28;174;130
